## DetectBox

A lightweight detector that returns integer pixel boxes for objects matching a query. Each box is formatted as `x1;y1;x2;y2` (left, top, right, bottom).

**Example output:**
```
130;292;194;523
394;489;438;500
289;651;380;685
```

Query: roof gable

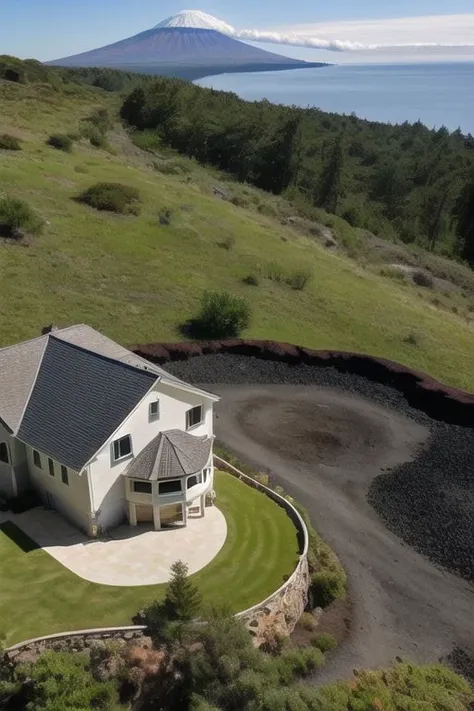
0;336;47;431
17;337;157;471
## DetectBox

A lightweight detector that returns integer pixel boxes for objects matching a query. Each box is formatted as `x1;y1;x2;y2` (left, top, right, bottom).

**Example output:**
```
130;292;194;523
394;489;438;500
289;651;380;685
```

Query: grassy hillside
1;72;473;390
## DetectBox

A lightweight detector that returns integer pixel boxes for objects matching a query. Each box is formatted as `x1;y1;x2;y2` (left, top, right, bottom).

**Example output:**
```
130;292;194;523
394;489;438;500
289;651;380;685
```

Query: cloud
252;14;474;52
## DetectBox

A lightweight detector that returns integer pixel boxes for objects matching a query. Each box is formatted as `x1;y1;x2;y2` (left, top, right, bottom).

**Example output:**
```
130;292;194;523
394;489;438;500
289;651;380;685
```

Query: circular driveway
211;383;474;682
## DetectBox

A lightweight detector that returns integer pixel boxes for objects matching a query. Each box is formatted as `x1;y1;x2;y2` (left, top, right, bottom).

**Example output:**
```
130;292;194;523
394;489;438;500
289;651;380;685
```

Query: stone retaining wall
6;627;147;664
215;455;310;642
131;339;474;427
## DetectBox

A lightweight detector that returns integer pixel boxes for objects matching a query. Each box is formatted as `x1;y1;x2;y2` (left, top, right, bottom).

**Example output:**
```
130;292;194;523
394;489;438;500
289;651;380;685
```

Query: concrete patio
0;505;227;586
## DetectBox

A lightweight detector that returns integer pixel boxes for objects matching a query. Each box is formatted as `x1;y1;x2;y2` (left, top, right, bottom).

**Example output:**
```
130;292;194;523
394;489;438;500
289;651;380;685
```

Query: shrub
412;269;434;288
218;235;235;250
311;632;337;652
286;268;313;291
77;182;141;215
311;570;346;608
243;273;260;286
0;197;44;239
159;208;172;226
0;134;21;150
380;266;406;282
132;129;162;153
403;332;419;346
47;133;73;152
186;291;251;339
299;612;317;632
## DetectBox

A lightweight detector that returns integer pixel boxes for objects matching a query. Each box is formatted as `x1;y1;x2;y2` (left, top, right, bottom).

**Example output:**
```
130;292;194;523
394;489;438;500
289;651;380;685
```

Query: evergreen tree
455;179;474;265
317;136;344;213
165;560;202;622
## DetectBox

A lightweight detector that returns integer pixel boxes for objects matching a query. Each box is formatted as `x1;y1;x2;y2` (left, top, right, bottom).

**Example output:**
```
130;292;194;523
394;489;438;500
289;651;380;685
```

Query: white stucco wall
87;381;215;531
26;446;92;533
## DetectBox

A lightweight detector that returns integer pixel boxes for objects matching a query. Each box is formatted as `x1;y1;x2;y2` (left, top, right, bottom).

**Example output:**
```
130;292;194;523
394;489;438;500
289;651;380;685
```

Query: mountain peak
154;10;234;35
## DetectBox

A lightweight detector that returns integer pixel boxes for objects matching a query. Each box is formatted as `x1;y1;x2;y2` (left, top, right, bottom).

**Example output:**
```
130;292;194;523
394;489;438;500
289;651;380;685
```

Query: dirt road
210;384;474;682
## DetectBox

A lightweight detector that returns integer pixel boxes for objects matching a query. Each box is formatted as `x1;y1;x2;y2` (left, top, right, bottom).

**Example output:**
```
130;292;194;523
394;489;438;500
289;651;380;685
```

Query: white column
153;505;161;531
182;503;187;527
128;502;137;526
200;494;205;517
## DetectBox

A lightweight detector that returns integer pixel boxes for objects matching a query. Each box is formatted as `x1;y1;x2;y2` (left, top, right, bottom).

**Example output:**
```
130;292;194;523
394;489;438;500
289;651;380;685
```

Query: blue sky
2;0;474;62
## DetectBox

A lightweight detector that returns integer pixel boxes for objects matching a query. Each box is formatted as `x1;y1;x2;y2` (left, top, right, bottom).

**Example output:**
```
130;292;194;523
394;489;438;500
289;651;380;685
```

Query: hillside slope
0;73;473;390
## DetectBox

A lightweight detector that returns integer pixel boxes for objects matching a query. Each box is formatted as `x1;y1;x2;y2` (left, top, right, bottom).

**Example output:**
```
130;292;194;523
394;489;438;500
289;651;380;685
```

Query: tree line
120;77;474;266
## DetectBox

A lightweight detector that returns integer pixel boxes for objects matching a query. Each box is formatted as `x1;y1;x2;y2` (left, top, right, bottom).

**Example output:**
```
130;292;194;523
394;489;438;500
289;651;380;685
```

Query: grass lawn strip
0;471;299;645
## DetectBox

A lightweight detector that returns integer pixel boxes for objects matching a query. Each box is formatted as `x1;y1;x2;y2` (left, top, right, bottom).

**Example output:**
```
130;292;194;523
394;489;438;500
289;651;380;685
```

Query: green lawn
0;79;473;390
0;472;299;645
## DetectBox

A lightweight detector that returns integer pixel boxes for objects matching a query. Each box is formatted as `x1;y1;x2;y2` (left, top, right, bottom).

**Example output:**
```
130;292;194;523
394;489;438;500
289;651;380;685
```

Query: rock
124;632;135;640
325;236;337;248
213;186;230;201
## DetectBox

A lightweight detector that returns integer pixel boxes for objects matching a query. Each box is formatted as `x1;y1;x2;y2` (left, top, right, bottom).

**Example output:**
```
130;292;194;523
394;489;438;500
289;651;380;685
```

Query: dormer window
112;435;132;462
149;401;160;420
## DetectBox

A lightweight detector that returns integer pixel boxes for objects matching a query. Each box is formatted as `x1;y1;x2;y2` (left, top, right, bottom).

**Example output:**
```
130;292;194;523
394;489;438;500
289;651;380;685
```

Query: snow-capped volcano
155;10;234;35
49;9;327;80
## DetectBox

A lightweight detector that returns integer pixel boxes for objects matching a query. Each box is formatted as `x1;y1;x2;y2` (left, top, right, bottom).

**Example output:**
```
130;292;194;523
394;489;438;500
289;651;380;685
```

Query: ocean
196;63;474;134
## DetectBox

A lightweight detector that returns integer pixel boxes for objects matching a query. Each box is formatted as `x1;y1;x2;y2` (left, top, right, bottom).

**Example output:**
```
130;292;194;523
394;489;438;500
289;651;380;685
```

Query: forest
120;77;474;266
1;55;473;266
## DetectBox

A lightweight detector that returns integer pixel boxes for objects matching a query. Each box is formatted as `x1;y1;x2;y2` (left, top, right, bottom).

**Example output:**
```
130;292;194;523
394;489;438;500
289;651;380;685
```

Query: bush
243;273;260;286
0;197;44;239
132;129;162;153
0;134;21;150
77;182;141;215
299;612;317;632
311;570;346;608
380;266;406;282
286;268;313;291
47;133;73;152
265;263;313;291
186;291;251;339
217;235;235;250
412;269;434;288
159;208;172;226
311;633;337;652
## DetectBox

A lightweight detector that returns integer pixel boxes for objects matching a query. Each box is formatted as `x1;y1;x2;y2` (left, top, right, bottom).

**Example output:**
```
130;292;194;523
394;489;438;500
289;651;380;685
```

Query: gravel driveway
167;354;474;682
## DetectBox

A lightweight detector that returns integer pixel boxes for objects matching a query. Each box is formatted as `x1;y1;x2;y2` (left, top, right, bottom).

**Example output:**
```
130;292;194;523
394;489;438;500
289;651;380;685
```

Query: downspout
85;465;97;536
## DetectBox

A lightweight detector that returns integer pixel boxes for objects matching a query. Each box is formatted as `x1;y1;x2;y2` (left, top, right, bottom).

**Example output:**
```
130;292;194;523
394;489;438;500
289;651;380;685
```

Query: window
133;481;152;494
187;472;203;489
149;401;160;419
186;405;203;430
0;443;9;464
61;465;69;485
33;450;42;468
159;479;182;495
113;435;132;462
48;458;55;477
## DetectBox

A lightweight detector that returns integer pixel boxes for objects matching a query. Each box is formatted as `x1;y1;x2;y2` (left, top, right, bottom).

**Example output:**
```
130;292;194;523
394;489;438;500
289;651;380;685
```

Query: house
0;325;219;535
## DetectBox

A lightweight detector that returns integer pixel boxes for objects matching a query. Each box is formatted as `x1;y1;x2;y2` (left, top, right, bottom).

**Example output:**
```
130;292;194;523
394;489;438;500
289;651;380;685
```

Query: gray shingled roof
0;324;217;433
0;336;47;432
125;429;213;481
17;337;157;471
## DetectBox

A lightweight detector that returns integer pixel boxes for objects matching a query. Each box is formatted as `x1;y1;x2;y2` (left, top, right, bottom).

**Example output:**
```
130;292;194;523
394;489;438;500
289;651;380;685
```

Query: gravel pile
167;353;474;583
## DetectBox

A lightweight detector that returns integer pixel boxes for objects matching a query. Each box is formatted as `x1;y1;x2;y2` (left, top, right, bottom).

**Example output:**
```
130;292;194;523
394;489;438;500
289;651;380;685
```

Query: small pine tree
165;560;202;622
